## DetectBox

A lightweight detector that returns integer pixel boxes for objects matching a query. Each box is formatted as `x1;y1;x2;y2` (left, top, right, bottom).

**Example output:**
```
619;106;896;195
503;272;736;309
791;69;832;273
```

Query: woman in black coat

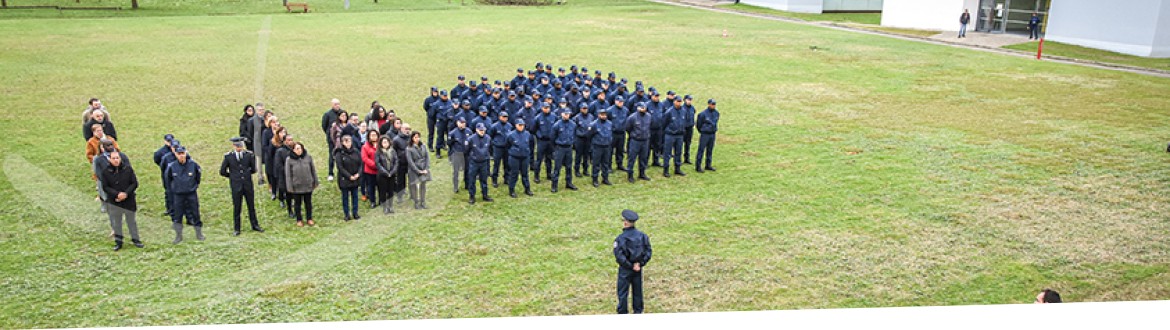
100;152;142;250
375;135;398;214
239;105;256;151
334;135;363;221
272;132;294;218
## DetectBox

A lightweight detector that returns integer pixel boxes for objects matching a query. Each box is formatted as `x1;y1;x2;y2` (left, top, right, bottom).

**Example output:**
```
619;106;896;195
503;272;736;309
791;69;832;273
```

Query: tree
132;0;138;9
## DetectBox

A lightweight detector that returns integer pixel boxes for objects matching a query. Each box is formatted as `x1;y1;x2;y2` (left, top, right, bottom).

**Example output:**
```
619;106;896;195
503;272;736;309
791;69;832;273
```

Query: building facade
741;0;883;14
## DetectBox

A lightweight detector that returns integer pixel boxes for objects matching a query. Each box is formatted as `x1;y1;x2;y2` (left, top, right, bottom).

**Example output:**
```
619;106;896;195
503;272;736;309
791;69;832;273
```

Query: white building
740;0;883;14
880;0;1170;58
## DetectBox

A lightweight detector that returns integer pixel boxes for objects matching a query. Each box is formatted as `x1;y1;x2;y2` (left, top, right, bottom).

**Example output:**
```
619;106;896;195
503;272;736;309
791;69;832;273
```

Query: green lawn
3;0;1170;328
720;3;881;24
1005;40;1170;71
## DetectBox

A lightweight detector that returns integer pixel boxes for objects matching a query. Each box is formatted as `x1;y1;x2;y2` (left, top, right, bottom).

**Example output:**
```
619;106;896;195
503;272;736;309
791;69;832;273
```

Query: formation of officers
424;63;723;204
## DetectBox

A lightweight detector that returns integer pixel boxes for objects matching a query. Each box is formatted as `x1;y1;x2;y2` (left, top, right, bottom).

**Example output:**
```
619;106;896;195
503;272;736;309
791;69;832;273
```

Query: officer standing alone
695;99;720;173
613;209;652;314
219;137;264;236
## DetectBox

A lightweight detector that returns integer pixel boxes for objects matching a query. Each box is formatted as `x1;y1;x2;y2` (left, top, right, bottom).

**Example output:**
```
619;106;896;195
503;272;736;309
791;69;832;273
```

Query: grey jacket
405;144;431;184
284;153;319;194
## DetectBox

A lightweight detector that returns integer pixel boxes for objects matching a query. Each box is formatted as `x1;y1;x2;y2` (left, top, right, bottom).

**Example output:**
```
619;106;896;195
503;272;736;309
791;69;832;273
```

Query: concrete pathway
650;0;1170;78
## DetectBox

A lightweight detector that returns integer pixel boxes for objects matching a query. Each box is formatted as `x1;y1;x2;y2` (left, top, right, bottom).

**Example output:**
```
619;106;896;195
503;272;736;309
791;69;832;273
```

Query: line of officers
423;67;722;203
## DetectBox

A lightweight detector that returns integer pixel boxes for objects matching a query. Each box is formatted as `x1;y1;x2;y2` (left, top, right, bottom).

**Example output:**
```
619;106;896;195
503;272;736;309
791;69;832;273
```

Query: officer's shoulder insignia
613;241;618;248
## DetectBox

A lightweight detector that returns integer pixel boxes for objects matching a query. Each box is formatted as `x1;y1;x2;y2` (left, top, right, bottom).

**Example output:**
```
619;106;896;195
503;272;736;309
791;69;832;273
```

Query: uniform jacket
552;118;577;146
448;127;472;153
613;227;652;270
506;130;533;158
468;133;492;163
625;111;652;141
697;108;720;134
608;105;629;132
532;111;557;140
681;103;697;128
219;150;256;191
490;121;513;147
590;118;614;146
165;158;201;195
664;105;687;136
573;112;595;138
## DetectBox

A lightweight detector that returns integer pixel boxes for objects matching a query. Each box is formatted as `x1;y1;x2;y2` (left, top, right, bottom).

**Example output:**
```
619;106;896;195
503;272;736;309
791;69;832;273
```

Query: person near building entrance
1028;12;1041;40
959;9;971;38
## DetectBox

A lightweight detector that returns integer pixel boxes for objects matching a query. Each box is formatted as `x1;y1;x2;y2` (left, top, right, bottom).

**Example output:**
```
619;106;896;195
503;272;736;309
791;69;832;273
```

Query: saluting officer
164;145;203;244
624;102;652;183
220;137;264;236
551;109;578;192
696;99;720;173
589;108;615;187
613;209;652;314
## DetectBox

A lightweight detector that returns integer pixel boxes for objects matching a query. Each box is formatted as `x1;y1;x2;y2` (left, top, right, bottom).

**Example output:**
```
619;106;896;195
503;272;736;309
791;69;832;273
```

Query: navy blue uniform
681;102;697;163
531;111;558;180
624;110;651;180
505;130;533;194
647;99;665;166
573;112;595;176
489;120;513;184
663;105;687;174
696;107;720;170
589;118;614;182
551;117;577;189
432;99;454;154
219;150;259;233
614;226;652;314
608;104;630;172
424;94;440;147
467;132;492;200
164;159;202;228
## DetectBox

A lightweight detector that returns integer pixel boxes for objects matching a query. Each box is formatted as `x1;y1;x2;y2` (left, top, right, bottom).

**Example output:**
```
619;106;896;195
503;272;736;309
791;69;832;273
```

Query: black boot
552;184;558;193
469;197;476;205
705;166;716;171
695;166;704;173
593;178;600;188
483;195;494;202
510;189;517;198
113;242;123;251
567;183;578;191
663;169;671;178
603;178;612;185
639;173;651;181
628;174;635;183
195;226;205;241
534;176;541;184
132;239;145;248
524;188;534;196
171;223;183;245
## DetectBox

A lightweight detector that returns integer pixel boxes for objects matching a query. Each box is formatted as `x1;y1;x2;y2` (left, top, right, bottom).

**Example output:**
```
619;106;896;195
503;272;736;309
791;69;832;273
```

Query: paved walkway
650;0;1170;78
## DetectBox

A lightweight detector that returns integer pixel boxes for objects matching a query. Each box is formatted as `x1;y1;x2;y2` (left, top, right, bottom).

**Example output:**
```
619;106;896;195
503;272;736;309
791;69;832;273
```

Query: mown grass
1;1;1169;328
719;3;881;24
1005;40;1170;71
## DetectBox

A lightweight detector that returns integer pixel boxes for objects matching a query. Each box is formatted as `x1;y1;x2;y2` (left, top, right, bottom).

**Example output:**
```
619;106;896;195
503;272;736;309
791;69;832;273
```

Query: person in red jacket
361;130;381;209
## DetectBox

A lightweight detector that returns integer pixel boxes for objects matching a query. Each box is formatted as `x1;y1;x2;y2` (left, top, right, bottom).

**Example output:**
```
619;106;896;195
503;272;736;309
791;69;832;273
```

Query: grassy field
1005;40;1170;71
2;0;1170;328
719;3;881;24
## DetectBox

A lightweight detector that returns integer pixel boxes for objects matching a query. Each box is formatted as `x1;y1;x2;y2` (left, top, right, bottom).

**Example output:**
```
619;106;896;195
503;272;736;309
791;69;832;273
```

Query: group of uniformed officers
425;63;722;204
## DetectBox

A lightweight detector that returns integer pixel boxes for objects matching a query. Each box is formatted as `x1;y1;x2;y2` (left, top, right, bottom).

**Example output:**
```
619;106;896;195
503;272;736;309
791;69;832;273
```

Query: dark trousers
230;185;259;231
627;139;649;177
362;172;379;203
491;146;509;181
574;136;591;174
107;205;140;244
291;192;313;221
507;155;531;192
426;115;437;148
529;137;537;169
265;162;277;194
591;144;612;180
340;186;359;217
664;134;683;171
612;131;626;170
1029;25;1039;39
376;174;393;203
682;126;693;162
649;129;664;164
280;187;292;214
163;187;173;215
435;120;448;155
468;160;490;198
697;133;716;168
326;138;336;176
616;268;644;314
552;145;573;187
171;192;202;227
535;140;553;179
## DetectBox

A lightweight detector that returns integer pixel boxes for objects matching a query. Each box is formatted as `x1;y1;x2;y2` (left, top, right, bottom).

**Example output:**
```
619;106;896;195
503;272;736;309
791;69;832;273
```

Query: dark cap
558;98;568;103
579;103;589;109
430;86;438;92
517;68;524;72
708;99;717;105
479;106;488;113
536;62;543;68
570;65;578;70
461;99;471;106
499;111;509;117
476;123;486;130
174;146;188;153
458;75;466;80
481;76;489;81
515;119;526;125
495;80;503;85
598;108;608;115
621;209;639;222
614;96;625;103
457;117;467;123
684;94;693;100
230;136;247;143
439;90;448;96
558;67;566;72
608;72;616;78
667;90;676;95
164;134;175;142
171;139;182;147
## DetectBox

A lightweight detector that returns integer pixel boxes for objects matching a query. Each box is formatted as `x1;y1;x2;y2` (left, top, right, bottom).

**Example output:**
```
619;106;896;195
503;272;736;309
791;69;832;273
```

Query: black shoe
288;212;295;219
675;170;686;176
270;193;276;201
492;181;499;188
421;203;428;209
574;171;581;178
133;240;145;248
252;227;265;233
593;179;599;188
232;230;241;236
344;215;351;221
603;178;612;185
705;166;716;171
172;236;182;245
567;184;578;191
552;185;558;193
639;174;651;181
696;167;704;173
534;177;541;184
663;171;671;178
652;162;662;167
196;231;205;241
280;201;286;208
370;201;376;209
524;189;534;196
628;176;635;183
354;214;361;220
469;197;476;205
510;191;518;198
113;243;123;251
483;196;494;202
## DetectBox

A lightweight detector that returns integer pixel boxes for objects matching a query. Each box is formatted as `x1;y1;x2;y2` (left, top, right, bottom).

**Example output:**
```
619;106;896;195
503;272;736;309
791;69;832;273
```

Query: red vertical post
1036;38;1045;60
